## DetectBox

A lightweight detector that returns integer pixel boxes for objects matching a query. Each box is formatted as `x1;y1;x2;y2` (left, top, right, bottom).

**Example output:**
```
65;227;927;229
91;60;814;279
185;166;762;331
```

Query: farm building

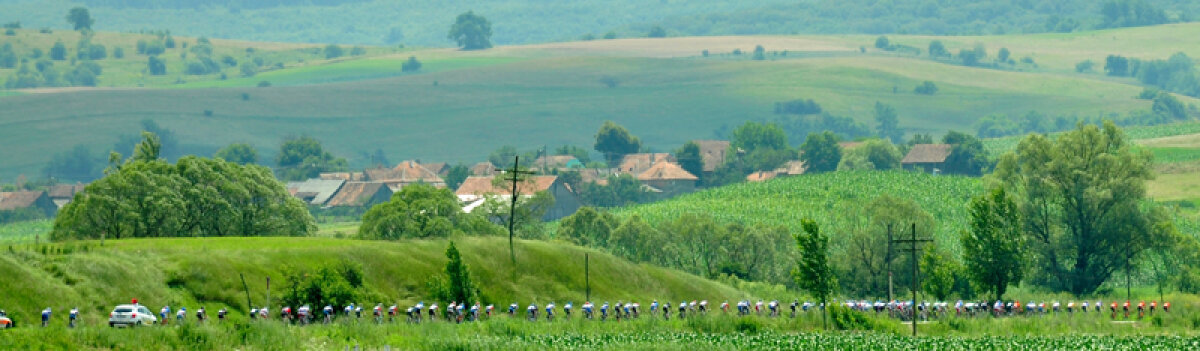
455;175;582;221
618;153;675;175
902;144;952;174
532;155;583;172
47;183;86;209
694;140;730;175
0;191;57;218
365;160;446;190
287;179;346;206
637;161;698;197
323;182;393;208
471;162;497;176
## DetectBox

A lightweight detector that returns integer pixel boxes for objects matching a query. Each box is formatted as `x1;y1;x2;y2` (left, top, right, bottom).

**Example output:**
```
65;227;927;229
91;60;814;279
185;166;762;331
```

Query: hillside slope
0;236;742;326
6;26;1195;179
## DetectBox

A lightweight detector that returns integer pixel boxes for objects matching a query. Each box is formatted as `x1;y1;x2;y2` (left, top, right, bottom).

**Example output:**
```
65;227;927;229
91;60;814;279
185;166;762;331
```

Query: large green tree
874;102;903;143
992;122;1161;295
836;195;934;297
799;131;841;173
837;139;901;171
557;206;619;247
66;7;93;31
359;183;474;240
448;11;492;50
436;241;479;304
593;121;642;166
942;131;989;176
674;141;703;180
960;187;1024;301
52;134;314;240
730;121;795;172
794;219;836;330
275;136;348;181
214;143;258;165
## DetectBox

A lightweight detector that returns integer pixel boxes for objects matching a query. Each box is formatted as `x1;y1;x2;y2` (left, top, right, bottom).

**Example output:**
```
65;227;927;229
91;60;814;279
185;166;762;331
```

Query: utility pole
886;224;894;304
891;223;931;337
505;156;535;282
585;253;591;302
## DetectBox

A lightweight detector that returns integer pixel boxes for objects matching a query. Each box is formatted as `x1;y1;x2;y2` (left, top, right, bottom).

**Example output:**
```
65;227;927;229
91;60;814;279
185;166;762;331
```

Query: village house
637;161;698;197
47;183;86;210
532;155;583;173
694;140;730;175
319;172;366;181
470;162;497;176
617;153;675;175
454;175;582;221
287;179;346;206
365;160;446;191
0;191;57;218
420;162;450;177
323;182;393;208
902;144;953;174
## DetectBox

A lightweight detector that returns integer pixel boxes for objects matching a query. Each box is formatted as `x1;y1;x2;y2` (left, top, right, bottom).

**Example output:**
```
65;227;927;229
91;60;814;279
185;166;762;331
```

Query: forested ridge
0;0;1196;46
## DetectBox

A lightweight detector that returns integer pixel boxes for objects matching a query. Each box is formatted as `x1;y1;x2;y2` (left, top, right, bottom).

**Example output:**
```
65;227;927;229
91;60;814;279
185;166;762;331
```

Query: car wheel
136;321;142;327
109;322;114;327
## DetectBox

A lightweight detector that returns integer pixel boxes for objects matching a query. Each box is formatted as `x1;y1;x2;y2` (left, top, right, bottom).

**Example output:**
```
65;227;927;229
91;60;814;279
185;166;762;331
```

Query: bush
3;29;13;36
401;56;421;72
1075;60;1094;73
144;40;165;55
87;44;106;60
648;26;666;38
257;80;271;87
112;47;124;59
914;81;939;95
136;40;147;54
221;55;237;67
49;41;67;60
239;62;256;77
147;56;167;75
324;44;343;59
350;46;366;56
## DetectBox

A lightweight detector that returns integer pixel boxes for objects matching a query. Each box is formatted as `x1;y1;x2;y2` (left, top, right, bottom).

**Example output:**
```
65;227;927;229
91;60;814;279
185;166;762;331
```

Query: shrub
257;80;271;87
3;29;13;36
401;56;421;72
147;56;167;75
350;46;366;56
324;44;343;59
112;47;124;59
87;44;106;60
914;81;939;95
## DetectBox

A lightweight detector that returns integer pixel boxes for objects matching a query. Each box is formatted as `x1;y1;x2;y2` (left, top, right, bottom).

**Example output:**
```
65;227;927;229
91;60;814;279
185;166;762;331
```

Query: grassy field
614;171;981;256
0;302;1197;350
1;39;1183;180
0;219;51;245
0;236;742;329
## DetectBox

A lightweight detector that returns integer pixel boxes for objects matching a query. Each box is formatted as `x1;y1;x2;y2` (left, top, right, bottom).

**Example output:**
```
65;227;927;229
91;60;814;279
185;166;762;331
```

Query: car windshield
114;308;134;313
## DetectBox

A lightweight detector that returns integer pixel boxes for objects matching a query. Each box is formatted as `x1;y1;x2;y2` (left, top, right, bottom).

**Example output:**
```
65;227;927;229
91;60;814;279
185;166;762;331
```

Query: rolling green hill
7;24;1200;180
0;236;742;327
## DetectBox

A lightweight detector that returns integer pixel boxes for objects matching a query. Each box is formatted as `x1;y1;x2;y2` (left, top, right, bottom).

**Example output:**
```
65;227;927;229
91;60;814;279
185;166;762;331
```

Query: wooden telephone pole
891;223;931;337
505;156;535;281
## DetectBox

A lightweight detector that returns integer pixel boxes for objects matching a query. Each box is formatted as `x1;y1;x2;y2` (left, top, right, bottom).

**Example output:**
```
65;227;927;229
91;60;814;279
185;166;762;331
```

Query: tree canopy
961;187;1025;301
359;183;484;240
214;143;258;165
66;7;94;31
275;136;348;181
799;131;841;173
992;121;1162;295
53;134;314;240
448;11;492;50
593;121;641;166
794;219;836;329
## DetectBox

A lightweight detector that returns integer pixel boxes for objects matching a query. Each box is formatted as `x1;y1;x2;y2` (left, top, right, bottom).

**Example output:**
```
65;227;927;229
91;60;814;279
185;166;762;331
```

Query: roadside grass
0;300;1197;350
0;236;743;328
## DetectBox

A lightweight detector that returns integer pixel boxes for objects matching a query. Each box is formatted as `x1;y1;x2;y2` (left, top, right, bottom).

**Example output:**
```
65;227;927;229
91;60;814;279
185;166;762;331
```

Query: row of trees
559;209;795;284
52;132;315;241
1106;52;1200;98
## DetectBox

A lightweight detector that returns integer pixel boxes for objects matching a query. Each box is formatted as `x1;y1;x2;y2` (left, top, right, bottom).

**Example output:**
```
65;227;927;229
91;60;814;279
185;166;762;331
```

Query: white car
109;304;156;327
